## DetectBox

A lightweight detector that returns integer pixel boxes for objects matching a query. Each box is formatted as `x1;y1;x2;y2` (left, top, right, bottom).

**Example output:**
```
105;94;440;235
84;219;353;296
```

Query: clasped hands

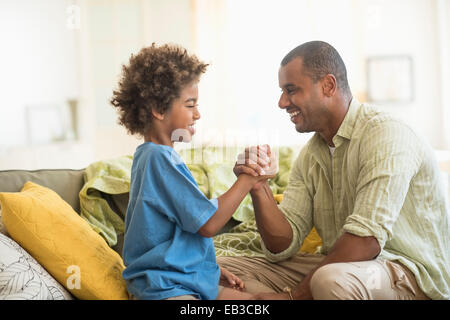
233;144;279;187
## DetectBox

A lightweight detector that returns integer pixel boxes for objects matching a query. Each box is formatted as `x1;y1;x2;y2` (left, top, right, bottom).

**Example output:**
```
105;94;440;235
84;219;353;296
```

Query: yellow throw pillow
299;227;322;254
273;193;322;254
0;181;129;300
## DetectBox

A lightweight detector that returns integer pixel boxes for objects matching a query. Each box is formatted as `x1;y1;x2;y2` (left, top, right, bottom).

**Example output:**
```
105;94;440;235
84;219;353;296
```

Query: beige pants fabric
217;253;429;300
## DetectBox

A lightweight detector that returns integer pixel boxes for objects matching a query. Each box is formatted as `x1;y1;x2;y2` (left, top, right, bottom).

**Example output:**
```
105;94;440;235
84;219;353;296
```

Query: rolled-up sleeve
262;149;314;262
343;119;421;249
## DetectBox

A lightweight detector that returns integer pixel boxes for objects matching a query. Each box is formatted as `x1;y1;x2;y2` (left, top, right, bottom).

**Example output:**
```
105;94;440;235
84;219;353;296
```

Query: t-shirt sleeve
144;148;218;234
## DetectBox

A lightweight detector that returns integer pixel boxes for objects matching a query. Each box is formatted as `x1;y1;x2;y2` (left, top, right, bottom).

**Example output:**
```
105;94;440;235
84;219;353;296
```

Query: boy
110;43;272;300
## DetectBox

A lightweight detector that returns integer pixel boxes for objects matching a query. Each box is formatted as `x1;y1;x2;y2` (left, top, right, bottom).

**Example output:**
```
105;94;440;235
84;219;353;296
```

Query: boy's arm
197;174;271;237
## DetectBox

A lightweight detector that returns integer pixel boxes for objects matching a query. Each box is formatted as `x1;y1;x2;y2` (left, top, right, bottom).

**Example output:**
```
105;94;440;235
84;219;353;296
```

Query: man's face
278;58;328;133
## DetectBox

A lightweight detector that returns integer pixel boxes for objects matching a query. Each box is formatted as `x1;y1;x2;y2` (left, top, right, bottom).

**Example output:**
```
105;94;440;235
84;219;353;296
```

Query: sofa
0;168;129;300
0;146;323;300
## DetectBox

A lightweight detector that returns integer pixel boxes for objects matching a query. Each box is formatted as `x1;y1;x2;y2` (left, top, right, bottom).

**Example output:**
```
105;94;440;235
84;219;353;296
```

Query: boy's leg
217;253;325;294
310;259;430;300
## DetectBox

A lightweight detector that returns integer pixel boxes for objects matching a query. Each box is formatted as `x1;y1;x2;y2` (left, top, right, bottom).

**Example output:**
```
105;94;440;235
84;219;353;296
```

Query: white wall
359;0;444;149
437;0;450;149
194;0;449;149
82;0;197;161
0;0;91;170
0;0;79;147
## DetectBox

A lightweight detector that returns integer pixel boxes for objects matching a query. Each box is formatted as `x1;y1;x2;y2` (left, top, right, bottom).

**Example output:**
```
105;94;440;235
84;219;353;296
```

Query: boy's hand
220;267;245;291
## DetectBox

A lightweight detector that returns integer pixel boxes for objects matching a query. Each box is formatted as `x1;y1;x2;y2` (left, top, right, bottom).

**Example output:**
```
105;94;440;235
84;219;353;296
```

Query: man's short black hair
281;41;350;93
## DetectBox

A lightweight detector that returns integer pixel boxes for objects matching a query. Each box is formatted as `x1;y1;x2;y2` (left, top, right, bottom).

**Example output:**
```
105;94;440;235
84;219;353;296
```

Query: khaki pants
217;253;429;300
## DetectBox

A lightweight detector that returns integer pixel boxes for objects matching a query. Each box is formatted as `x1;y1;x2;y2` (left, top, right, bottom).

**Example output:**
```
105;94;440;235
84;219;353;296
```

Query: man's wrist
249;181;270;196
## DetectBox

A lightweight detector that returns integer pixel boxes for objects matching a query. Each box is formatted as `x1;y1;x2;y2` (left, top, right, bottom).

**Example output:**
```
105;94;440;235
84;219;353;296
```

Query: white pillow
0;232;73;300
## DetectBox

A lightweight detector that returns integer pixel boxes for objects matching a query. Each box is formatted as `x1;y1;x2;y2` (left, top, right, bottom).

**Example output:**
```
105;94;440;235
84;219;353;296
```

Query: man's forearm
250;183;293;253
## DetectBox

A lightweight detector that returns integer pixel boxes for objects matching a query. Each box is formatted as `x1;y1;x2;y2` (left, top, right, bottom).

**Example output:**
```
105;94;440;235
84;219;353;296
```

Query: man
217;41;450;300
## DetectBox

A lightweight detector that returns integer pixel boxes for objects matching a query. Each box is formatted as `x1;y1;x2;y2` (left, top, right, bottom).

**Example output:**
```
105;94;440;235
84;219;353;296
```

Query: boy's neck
144;131;174;148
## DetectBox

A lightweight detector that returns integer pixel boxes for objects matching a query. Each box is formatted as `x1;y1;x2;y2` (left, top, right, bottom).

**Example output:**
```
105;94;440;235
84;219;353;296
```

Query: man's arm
291;232;380;299
253;232;381;300
233;145;293;253
249;182;293;253
234;144;313;256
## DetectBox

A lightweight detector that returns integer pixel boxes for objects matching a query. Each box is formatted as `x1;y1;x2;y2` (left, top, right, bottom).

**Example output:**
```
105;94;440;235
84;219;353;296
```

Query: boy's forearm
250;183;293;253
198;174;255;237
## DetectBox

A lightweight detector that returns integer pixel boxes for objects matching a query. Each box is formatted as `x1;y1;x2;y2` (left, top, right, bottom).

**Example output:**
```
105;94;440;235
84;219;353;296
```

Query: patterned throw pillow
0;209;7;236
0;233;73;300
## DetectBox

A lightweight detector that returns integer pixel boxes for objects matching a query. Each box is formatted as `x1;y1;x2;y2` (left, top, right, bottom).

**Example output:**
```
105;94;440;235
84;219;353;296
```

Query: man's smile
287;109;302;122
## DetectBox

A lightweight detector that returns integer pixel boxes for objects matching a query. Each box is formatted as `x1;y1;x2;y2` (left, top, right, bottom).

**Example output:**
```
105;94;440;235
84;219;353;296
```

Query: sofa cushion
0;233;74;300
0;182;129;300
0;169;85;213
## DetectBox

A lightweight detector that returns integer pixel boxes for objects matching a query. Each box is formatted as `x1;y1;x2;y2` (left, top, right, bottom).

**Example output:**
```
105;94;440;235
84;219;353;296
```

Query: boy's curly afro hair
110;43;208;137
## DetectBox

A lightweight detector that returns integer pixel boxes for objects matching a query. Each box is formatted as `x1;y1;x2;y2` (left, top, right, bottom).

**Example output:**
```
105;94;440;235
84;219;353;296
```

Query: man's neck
319;95;353;147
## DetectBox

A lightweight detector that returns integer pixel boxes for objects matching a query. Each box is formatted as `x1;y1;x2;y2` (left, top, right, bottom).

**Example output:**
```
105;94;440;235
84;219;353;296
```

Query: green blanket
179;146;299;222
213;218;265;257
79;146;300;252
79;155;132;246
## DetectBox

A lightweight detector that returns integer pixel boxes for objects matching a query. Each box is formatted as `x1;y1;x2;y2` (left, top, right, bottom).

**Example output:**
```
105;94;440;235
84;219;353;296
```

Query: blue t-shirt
122;142;220;300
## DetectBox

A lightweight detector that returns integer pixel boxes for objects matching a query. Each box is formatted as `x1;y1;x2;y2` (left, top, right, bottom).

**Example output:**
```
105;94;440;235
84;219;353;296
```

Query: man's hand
234;145;278;191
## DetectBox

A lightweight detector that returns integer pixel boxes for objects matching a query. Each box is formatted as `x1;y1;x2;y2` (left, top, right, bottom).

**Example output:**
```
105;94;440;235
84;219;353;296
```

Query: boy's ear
151;108;165;121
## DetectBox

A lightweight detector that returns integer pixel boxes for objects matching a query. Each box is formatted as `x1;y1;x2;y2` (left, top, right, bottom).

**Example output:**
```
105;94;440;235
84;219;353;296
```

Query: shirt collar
309;97;361;149
306;98;361;188
333;97;361;143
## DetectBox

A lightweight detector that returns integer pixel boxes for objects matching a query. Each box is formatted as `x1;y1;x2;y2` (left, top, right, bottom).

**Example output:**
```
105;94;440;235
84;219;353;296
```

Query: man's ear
322;74;337;97
151;108;165;121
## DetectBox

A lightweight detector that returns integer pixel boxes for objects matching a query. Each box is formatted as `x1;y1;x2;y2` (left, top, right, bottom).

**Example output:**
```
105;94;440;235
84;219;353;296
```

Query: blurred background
0;0;449;176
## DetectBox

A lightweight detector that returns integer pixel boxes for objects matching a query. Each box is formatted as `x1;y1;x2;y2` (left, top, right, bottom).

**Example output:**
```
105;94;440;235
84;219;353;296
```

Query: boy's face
164;81;200;144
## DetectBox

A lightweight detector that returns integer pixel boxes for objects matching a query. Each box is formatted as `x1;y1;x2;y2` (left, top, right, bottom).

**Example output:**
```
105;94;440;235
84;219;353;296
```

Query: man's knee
310;263;357;300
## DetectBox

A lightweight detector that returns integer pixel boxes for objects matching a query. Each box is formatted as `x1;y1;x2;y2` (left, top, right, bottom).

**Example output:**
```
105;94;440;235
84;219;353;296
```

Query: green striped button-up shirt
264;98;450;300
